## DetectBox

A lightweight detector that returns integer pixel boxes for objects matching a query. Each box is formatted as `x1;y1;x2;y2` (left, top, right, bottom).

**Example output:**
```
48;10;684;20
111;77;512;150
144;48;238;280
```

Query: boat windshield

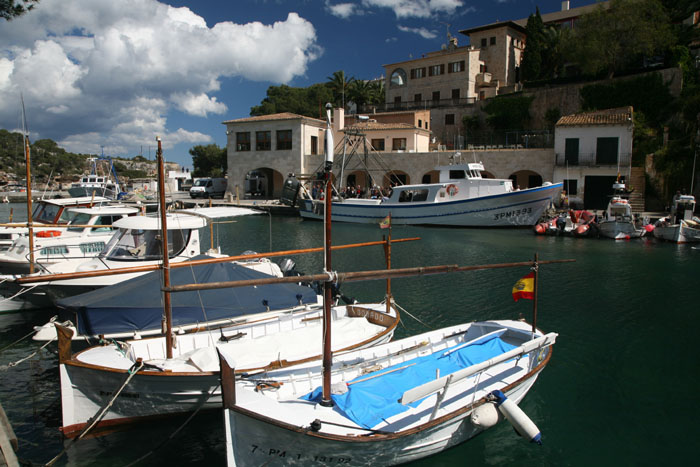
67;213;91;232
33;203;61;223
101;227;191;261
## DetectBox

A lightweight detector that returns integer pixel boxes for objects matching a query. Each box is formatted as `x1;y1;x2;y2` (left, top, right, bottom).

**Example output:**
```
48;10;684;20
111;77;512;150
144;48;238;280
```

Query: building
553;106;640;210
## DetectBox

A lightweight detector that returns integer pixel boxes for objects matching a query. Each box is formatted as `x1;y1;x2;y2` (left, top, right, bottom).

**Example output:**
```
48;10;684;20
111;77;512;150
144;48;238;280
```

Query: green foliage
189;144;227;178
0;0;39;20
544;108;561;130
0;129;88;180
482;95;534;130
348;79;384;109
520;9;544;81
327;70;354;109
462;115;481;132
250;84;334;118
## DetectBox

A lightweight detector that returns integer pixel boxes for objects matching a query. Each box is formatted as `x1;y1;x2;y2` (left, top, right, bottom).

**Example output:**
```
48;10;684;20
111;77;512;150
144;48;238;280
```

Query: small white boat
598;182;645;240
0;196;110;251
653;195;700;243
0;204;138;275
221;320;556;466
68;156;124;200
298;163;562;227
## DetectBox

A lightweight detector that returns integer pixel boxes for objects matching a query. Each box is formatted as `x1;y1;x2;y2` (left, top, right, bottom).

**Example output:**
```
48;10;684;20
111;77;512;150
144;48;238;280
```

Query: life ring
36;230;62;238
446;184;459;197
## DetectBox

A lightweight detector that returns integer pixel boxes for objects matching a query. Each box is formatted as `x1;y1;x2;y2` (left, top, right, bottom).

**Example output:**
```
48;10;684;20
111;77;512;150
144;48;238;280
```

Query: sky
0;0;599;168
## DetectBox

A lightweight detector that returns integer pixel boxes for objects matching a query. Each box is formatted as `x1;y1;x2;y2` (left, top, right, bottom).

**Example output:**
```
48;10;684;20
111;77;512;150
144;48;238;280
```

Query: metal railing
359;97;478;113
555;152;632;167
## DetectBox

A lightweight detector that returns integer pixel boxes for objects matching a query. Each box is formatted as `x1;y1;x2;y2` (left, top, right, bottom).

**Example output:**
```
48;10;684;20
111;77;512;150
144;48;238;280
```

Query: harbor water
0;203;698;465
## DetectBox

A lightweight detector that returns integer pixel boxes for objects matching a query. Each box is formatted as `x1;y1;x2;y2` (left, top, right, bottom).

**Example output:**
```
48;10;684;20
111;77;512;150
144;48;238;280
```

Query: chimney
334;107;345;131
562;1;570;11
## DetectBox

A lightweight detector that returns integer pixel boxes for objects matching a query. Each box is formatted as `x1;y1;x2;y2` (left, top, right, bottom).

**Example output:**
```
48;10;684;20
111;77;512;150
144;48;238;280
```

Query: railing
464;130;554;150
358;97;478;113
555;152;632;167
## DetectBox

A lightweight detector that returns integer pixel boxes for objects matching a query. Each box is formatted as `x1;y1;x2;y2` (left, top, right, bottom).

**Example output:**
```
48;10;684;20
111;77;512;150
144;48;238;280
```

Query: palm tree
348;80;373;110
327;70;354;109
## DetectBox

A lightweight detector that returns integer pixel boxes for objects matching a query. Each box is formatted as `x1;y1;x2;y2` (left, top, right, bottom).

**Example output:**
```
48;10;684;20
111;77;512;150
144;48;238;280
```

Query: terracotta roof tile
223;113;323;124
556;106;633;127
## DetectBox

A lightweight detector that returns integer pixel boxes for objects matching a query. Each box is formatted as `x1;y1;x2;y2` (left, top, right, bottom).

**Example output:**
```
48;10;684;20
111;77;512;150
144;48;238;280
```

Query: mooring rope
45;359;145;466
392;301;432;330
0;336;55;371
0;283;39;303
123;383;221;467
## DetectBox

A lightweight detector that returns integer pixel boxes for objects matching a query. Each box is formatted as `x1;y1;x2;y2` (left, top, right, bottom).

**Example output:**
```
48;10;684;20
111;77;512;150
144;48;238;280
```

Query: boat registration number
493;207;532;220
250;445;352;463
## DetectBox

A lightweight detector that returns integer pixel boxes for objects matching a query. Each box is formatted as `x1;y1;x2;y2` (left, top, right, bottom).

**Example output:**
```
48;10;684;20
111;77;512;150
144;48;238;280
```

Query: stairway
628;167;646;212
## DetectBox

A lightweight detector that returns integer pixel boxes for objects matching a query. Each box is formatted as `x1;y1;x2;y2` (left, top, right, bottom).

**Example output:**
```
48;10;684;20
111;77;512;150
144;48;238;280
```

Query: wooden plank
0;402;18;467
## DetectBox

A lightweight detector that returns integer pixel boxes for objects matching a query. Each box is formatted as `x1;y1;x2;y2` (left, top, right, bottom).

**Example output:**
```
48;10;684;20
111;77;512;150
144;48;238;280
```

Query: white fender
491;389;542;445
470;402;502;429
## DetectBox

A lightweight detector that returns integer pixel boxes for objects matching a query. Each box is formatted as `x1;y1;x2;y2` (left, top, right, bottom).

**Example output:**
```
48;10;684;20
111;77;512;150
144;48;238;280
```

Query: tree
482;95;534;130
326;70;354;109
250;83;333;118
563;0;675;78
520;8;545;81
189;144;227;178
1;0;39;20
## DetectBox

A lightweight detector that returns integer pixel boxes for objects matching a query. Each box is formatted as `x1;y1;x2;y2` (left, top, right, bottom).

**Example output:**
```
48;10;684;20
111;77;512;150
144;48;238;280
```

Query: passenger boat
297;162;562;227
653;195;700;243
67;156;124;200
598;182;646;240
55;136;400;438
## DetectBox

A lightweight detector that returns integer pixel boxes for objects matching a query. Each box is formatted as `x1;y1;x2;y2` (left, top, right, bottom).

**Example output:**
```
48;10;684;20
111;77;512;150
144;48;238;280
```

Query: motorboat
297;163;562;227
598;182;646;240
0;204;138;275
0;196;110;251
653;195;700;243
534;210;598;237
221;319;556;466
68;156;124;200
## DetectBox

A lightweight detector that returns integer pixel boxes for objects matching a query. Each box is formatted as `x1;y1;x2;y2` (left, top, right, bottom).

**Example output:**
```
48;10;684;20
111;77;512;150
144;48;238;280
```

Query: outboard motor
280;175;301;207
278;258;298;276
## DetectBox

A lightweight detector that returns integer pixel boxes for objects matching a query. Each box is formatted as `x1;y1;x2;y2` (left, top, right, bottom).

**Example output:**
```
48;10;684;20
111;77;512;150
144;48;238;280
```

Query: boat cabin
672;195;696;222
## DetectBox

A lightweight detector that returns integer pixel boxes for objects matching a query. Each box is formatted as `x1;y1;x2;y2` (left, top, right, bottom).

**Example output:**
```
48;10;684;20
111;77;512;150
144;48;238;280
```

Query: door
584;175;617;210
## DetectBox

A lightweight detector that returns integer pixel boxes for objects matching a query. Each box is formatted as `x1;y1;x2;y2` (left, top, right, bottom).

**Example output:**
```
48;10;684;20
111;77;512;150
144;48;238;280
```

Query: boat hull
299;184;562;227
598;220;643;240
653;223;700;243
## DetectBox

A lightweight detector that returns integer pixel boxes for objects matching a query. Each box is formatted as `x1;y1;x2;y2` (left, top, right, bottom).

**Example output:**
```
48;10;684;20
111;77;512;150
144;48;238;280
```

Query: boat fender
575;224;589;236
446;184;459;197
470;402;502;429
534;223;547;235
490;390;542;445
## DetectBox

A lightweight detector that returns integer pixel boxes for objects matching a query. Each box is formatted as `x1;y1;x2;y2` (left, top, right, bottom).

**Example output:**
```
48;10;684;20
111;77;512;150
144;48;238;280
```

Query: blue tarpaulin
302;335;517;428
56;256;318;336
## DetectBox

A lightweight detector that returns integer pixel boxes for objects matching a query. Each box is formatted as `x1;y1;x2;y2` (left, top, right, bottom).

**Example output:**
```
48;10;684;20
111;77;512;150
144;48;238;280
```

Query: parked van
189;177;227;198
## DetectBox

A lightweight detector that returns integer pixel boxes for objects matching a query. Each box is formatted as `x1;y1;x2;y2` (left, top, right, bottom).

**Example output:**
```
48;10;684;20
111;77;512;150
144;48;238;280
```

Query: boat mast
156;137;174;358
321;103;334;406
21;96;35;274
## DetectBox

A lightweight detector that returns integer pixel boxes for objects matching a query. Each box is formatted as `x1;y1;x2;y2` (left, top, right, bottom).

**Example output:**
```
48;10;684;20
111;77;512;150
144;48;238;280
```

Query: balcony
475;72;493;87
358;97;477;113
555;152;632;167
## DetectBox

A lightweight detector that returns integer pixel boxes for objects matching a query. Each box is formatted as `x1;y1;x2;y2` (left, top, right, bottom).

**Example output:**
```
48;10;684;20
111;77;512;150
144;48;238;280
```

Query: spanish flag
512;272;535;302
379;213;391;229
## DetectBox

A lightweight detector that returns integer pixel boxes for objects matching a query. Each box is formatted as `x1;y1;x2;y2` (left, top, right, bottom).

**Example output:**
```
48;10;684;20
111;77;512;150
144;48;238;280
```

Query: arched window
390;69;407;87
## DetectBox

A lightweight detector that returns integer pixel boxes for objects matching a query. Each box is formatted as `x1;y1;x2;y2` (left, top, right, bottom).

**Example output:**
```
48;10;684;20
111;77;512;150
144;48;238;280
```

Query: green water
0;204;698;465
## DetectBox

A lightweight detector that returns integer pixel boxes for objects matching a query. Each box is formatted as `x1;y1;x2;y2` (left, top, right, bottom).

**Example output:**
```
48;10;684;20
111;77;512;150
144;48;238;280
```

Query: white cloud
0;0;320;158
363;0;463;18
398;25;438;39
326;2;360;19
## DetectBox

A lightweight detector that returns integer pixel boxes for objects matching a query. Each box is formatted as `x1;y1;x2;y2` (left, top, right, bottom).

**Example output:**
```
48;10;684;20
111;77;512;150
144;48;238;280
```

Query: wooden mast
156;137;174;358
21;97;35;274
532;252;539;334
321;103;334;407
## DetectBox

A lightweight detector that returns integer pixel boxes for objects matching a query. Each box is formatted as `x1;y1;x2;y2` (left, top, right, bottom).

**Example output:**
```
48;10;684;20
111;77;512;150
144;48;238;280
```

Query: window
449;170;466;179
410;67;426;79
236;132;250;151
490;36;496;45
479;64;487;73
80;242;106;254
256;131;271;151
394;96;402;105
371;139;385;151
564;179;578;195
390;68;407;86
445;114;455;125
432;91;440;101
565;138;579;165
392;138;407;150
428;64;445;76
276;130;292;150
414;93;422;102
451;89;460;99
398;189;429;202
596;137;619;165
40;245;68;256
479;91;485;100
310;135;318;155
481;38;487;47
448;61;465;73
418;119;422;128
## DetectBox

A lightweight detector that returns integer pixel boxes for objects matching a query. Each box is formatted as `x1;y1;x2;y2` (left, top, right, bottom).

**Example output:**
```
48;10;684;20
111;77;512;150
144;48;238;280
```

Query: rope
0;283;39;303
0;319;60;370
0;315;56;354
123;383;221;467
392;301;432;330
45;359;145;466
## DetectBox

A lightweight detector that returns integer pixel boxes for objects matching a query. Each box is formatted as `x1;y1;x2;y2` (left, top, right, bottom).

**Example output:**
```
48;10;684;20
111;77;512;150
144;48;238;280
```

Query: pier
0;401;18;467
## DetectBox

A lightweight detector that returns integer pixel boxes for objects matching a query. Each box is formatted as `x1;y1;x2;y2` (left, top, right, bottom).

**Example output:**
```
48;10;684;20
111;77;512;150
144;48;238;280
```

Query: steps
628;167;646;212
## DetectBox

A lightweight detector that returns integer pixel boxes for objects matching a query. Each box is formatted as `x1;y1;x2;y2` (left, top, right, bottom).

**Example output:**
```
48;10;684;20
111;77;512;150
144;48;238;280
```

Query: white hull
300;184;561;227
653;223;700;243
598;220;643;240
59;303;398;436
224;320;555;466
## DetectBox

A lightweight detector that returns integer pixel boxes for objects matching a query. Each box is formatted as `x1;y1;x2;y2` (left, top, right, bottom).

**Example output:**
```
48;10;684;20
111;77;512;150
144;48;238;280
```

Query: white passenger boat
653;195;700;243
598;182;645;240
298;163;562;227
67;156;124;200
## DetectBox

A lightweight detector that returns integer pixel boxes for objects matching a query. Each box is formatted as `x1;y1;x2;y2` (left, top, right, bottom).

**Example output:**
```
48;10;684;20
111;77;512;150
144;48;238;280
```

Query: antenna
440;22;452;42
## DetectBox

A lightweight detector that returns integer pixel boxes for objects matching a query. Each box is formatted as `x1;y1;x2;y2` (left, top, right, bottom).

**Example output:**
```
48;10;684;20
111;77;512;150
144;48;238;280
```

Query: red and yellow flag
512;272;534;302
379;214;391;229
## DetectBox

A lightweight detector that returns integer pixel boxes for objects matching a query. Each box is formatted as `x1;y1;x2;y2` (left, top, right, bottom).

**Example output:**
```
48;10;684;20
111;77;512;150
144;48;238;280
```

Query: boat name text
494;207;532;220
250;445;351;463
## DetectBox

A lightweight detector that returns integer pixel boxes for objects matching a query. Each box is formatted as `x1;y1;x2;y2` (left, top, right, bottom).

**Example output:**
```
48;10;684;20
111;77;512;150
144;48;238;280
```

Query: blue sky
0;0;598;168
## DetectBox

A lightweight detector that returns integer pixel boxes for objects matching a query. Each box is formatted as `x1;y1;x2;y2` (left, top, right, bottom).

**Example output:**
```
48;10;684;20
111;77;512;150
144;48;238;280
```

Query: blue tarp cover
56;256;318;336
302;335;517;428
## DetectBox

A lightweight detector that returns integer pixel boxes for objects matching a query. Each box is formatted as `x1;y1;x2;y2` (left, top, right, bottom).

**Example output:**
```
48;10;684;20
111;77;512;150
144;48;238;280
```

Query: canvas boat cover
303;334;517;428
56;256;318;336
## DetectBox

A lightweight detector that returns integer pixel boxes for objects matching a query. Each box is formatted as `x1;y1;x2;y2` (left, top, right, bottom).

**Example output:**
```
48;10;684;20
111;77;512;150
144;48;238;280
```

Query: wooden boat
220;105;563;466
598;182;646;240
55;136;400;438
653;195;700;243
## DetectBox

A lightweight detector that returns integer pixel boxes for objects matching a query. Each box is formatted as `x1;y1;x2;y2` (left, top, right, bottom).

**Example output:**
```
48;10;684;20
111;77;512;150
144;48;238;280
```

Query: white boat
598;182;645;240
0;196;110;251
221;320;556;466
68;156;124;200
653;195;700;243
298;163;562;227
0;204;138;275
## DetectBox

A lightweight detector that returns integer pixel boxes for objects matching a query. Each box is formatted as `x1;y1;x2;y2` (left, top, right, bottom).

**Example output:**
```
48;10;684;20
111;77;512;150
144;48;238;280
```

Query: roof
39;196;110;206
112;213;208;230
222;112;324;125
556;107;633;127
459;20;526;36
67;206;139;216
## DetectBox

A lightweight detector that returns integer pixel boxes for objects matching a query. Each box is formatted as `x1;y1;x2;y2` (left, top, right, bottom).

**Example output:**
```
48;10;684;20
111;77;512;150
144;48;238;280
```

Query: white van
190;177;227;198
